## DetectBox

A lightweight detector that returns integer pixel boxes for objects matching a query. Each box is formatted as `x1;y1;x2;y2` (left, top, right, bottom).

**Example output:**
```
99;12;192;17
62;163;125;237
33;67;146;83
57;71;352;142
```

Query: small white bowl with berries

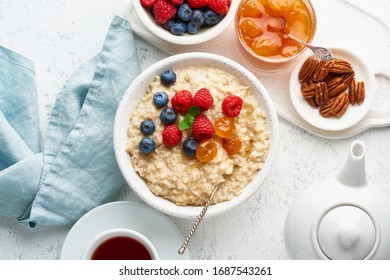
134;0;238;45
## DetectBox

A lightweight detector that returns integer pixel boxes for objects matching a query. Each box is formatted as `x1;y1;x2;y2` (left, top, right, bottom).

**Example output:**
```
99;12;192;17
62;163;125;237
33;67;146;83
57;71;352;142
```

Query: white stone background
0;0;389;259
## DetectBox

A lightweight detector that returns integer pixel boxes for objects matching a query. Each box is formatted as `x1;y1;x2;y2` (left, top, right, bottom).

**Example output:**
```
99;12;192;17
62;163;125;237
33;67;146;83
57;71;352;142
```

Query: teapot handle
363;72;390;128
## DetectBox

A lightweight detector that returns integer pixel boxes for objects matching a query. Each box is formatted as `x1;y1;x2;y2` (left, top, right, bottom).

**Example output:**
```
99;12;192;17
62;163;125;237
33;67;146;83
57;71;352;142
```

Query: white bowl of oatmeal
114;52;279;219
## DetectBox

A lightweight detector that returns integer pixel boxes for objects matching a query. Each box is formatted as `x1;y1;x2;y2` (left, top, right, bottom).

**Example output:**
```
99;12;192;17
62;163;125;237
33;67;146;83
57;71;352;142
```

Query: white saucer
60;201;190;260
289;47;376;131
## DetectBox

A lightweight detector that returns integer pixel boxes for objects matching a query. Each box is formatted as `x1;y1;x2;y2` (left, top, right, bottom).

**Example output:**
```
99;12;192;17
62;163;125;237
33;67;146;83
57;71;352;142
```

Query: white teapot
284;140;390;259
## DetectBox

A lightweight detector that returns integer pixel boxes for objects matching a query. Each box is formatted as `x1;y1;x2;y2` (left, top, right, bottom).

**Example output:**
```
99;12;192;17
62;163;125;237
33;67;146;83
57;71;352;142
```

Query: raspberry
162;124;182;147
170;0;184;5
153;0;177;24
192;114;214;142
208;0;230;15
140;0;157;7
171;90;193;114
193;88;214;111
222;95;243;117
187;0;208;8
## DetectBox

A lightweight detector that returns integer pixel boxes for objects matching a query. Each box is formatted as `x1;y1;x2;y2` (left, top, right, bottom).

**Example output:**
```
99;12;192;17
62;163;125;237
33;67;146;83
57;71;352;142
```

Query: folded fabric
0;16;140;228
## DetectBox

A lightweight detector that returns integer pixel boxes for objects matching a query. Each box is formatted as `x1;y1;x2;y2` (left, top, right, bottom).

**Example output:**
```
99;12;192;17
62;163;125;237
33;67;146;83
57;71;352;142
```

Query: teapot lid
315;205;377;260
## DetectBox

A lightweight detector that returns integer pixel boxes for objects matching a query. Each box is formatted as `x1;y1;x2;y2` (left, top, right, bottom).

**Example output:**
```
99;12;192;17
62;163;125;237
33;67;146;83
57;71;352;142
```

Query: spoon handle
286;33;333;61
287;34;315;52
178;184;221;255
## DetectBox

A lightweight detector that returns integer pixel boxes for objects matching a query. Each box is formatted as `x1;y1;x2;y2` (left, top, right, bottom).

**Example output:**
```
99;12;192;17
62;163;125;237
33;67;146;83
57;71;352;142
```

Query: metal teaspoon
178;183;221;255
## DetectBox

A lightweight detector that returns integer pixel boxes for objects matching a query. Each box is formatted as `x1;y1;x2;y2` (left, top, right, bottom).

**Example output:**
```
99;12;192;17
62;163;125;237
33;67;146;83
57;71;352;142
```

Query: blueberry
183;138;198;158
190;10;205;26
139;137;156;155
160;70;176;86
187;22;200;34
153;91;169;107
163;20;175;31
170;21;187;36
178;4;193;22
140;120;155;136
160;107;177;125
204;9;222;26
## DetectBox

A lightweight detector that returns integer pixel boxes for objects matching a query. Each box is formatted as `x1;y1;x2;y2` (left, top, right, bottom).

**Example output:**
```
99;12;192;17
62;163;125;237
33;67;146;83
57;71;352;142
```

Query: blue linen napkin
0;16;140;228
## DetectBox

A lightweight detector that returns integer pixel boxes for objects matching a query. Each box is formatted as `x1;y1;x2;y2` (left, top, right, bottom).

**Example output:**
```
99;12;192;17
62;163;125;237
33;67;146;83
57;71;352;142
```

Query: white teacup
82;228;159;260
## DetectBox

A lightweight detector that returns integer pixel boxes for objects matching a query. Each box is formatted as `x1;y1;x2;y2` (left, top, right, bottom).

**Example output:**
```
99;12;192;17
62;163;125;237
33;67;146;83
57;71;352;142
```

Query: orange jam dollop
214;116;236;140
236;0;316;59
196;138;218;163
222;133;242;156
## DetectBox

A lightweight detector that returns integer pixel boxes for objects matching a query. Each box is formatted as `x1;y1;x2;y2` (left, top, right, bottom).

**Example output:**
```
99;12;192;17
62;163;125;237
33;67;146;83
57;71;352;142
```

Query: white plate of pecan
289;47;376;131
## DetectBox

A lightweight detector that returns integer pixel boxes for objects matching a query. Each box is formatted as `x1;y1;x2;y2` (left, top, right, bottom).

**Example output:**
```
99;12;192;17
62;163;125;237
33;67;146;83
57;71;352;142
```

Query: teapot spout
336;140;368;187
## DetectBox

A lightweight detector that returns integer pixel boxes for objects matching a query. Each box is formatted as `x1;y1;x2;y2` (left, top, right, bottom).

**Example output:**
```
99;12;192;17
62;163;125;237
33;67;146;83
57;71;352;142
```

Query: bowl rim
113;52;279;219
234;0;317;64
133;0;239;45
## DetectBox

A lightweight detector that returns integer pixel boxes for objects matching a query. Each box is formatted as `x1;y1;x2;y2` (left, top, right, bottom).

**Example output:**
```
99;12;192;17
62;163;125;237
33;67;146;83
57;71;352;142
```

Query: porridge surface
126;66;270;206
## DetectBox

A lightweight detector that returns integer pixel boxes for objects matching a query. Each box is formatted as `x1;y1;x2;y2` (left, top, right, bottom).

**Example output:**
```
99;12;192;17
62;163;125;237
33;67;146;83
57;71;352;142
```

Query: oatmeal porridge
126;66;270;206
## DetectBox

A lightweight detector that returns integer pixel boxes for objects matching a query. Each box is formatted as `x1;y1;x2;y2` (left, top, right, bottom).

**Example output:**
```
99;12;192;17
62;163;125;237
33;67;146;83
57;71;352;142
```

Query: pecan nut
313;61;331;82
329;59;354;74
349;80;365;105
357;82;365;105
301;82;329;106
340;72;355;86
329;82;349;98
314;82;329;106
326;76;343;88
301;83;317;107
305;97;317;107
320;92;349;118
301;83;316;98
298;57;319;83
319;100;333;118
326;70;356;98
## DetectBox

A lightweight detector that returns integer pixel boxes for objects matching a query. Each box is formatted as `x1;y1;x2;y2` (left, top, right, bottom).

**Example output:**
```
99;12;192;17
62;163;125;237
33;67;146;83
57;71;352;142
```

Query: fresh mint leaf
179;121;191;131
179;114;195;131
187;115;195;125
179;107;199;131
188;106;200;117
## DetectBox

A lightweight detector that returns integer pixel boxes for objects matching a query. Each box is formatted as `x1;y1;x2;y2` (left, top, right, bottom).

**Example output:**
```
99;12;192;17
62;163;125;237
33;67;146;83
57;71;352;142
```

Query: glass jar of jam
235;0;317;63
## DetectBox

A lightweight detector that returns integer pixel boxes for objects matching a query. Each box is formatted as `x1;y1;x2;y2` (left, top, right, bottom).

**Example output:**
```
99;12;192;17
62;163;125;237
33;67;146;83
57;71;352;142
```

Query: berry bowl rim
133;0;239;46
113;52;279;219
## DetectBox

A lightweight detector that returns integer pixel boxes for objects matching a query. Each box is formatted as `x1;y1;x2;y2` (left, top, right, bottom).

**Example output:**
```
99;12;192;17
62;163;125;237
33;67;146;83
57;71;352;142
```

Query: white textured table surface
0;0;389;260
